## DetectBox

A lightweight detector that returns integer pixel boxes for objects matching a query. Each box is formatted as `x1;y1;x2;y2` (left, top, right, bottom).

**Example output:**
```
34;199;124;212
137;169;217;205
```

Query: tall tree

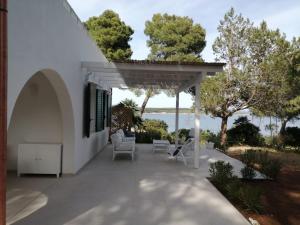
201;9;281;147
85;10;134;60
201;8;253;147
145;13;206;61
135;13;206;115
252;36;300;137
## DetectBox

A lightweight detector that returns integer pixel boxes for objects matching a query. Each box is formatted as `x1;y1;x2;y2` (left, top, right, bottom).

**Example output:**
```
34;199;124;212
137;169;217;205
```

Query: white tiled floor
6;144;250;225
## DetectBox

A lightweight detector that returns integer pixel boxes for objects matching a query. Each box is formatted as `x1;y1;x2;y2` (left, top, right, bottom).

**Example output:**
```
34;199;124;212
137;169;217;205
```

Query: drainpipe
0;0;7;224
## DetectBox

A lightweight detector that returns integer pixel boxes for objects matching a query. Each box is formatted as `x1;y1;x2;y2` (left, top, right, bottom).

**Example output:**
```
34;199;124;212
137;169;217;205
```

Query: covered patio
82;60;225;168
7;144;250;225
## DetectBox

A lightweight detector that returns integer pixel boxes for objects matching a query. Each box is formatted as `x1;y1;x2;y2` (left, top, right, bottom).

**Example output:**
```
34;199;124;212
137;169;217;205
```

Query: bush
240;166;256;180
201;130;220;147
209;161;263;213
256;151;269;165
260;159;282;180
284;127;300;147
225;177;242;200
170;128;190;144
238;185;263;213
142;119;168;131
136;119;171;143
136;128;171;143
227;116;264;146
240;150;257;166
253;151;282;180
209;161;235;190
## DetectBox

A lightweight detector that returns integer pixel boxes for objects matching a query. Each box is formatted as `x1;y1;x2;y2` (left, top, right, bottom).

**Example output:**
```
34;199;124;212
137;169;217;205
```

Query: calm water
143;113;300;136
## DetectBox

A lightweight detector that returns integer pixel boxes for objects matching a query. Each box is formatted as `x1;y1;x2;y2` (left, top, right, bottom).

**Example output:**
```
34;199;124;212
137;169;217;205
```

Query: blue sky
68;0;300;108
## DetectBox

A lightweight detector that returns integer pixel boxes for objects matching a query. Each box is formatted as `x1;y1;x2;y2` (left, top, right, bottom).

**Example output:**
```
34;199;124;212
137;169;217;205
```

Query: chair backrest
116;129;125;139
111;133;122;147
181;138;195;155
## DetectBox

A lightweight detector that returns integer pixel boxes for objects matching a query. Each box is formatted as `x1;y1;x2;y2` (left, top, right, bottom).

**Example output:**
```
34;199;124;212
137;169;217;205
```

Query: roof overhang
81;60;225;93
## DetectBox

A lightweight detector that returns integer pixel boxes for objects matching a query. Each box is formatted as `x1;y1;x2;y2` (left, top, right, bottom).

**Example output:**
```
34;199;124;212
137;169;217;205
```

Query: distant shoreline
143;108;192;113
143;108;250;115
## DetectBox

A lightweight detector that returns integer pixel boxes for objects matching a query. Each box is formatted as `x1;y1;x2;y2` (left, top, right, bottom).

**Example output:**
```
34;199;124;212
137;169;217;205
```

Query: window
84;84;112;137
106;93;112;127
95;89;105;132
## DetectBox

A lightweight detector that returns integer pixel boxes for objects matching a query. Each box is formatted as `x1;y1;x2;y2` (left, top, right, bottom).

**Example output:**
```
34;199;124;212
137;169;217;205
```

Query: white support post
194;82;201;169
175;92;180;148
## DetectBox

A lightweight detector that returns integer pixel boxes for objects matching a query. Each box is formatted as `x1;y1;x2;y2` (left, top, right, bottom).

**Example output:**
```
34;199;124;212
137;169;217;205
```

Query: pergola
82;60;225;168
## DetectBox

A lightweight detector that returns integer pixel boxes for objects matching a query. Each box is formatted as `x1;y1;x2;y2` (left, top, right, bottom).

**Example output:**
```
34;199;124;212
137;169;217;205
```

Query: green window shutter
96;89;104;132
106;93;112;127
102;91;106;130
84;83;91;137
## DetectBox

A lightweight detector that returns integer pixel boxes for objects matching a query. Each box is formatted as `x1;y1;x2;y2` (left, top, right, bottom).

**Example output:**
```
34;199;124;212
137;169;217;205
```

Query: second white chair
111;133;135;160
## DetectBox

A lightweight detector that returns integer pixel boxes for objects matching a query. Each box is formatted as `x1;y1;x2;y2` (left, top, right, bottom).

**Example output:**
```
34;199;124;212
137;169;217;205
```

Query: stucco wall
8;0;109;173
7;73;63;170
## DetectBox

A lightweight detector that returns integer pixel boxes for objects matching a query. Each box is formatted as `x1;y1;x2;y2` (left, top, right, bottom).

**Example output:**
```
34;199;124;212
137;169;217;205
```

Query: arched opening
7;69;75;174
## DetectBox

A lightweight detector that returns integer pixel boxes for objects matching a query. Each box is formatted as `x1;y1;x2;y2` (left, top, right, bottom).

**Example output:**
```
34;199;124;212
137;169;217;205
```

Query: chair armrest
123;137;136;142
118;142;135;149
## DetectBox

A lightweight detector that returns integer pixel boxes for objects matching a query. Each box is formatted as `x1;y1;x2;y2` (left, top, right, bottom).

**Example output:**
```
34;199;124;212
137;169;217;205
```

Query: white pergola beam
82;61;224;90
175;93;180;148
82;61;224;73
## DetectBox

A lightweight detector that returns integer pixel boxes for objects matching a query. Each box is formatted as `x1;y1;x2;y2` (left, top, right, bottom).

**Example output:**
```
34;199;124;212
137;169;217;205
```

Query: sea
143;113;300;136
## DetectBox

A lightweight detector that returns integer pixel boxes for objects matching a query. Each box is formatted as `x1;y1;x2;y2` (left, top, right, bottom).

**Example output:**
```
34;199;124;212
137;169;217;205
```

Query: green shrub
142;119;168;131
238;185;263;213
227;116;264;146
209;161;264;213
260;159;282;180
284;127;300;147
201;130;221;147
136;128;171;143
225;177;242;200
240;166;256;180
256;151;269;165
136;119;171;143
240;150;257;166
209;161;234;191
170;128;190;144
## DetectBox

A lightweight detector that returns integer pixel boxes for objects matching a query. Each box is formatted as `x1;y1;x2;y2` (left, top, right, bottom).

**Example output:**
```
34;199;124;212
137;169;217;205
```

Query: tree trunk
220;117;228;147
140;91;152;116
279;119;288;136
269;117;273;138
278;118;288;147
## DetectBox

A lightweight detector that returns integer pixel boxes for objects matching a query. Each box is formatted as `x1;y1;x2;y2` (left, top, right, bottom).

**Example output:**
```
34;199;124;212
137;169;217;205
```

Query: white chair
111;133;135;160
169;138;195;166
116;129;136;142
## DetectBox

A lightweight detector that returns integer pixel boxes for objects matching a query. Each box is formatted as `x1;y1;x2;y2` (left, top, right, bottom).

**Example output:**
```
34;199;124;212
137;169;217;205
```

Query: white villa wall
8;0;109;173
7;73;63;170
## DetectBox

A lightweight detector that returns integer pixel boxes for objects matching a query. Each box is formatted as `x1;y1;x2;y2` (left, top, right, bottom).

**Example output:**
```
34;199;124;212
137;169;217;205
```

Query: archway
7;69;75;174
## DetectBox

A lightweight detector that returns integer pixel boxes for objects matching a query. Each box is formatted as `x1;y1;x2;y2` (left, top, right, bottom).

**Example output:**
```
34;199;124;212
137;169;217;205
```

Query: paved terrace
7;144;250;225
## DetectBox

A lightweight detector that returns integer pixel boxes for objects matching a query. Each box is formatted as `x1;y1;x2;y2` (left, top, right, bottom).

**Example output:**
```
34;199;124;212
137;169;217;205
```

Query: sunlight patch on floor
6;188;48;225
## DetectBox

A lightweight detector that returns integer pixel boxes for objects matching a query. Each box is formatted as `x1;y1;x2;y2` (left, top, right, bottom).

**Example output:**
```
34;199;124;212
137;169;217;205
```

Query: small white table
153;140;170;153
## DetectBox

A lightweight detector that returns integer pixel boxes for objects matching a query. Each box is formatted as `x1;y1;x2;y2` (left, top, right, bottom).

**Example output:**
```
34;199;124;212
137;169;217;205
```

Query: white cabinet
18;144;62;178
